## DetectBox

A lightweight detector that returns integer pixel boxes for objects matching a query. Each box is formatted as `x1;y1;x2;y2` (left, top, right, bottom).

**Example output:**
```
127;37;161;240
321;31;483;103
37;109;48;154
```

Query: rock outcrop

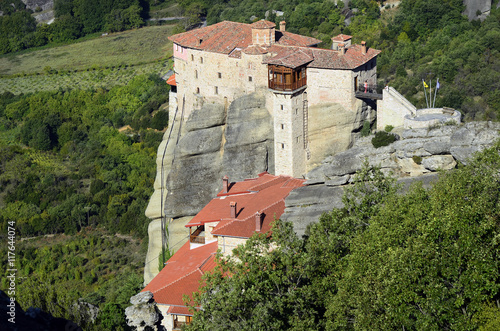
283;121;500;236
144;92;274;283
125;291;162;331
164;92;274;219
462;0;491;21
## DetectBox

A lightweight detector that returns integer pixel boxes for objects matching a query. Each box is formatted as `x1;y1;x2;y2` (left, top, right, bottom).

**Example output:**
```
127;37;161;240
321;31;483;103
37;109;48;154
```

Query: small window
200;57;203;64
281;124;284;129
296;136;300;143
195;70;198;79
191;54;194;61
218;72;222;79
248;76;253;82
295;109;298;115
196;87;200;94
175;44;178;51
281;143;285;149
280;105;284;110
215;86;218;95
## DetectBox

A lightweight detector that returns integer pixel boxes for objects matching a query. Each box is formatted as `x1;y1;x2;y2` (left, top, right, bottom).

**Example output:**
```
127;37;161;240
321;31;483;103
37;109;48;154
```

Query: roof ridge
239;199;283;223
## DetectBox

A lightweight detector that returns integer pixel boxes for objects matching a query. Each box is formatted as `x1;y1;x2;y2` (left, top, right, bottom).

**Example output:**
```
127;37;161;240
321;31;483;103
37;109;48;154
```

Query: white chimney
361;41;366;55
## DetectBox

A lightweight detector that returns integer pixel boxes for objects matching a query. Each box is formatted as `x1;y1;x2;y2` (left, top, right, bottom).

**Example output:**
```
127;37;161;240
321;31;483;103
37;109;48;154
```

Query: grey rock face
185;103;226;132
130;291;154;305
284;122;500;236
462;0;491;21
164;92;274;219
125;292;161;331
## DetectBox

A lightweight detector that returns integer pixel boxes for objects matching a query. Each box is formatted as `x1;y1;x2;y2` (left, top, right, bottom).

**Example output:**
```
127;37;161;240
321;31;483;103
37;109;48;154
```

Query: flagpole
423;80;429;108
430;79;432;108
433;78;439;108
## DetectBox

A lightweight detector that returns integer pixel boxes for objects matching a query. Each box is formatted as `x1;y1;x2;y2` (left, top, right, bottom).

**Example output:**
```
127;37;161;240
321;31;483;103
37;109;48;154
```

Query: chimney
222;175;229;193
339;43;346;56
255;212;262;232
361;41;366;55
230;201;236;218
280;21;286;32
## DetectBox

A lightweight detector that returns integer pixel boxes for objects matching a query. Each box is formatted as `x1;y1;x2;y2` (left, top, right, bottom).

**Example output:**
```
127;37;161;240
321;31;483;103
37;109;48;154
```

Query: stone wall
173;45;268;120
377;87;416;130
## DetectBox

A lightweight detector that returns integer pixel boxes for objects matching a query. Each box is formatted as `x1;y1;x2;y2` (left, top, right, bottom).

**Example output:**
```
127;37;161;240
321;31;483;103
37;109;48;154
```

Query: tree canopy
186;142;500;330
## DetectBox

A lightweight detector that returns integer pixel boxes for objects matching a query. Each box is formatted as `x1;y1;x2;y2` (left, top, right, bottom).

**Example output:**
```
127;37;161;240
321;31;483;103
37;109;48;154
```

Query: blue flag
436;79;440;89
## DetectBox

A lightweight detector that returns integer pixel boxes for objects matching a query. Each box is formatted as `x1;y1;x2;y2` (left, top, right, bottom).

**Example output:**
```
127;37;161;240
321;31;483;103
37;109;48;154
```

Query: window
281;124;284;129
296;136;300;143
215;86;218;95
280;105;284;110
281;143;285;149
196;87;200;94
295;109;298;115
191;54;194;61
175;44;178;51
195;70;198;79
248;76;253;82
218;72;222;79
200;57;203;64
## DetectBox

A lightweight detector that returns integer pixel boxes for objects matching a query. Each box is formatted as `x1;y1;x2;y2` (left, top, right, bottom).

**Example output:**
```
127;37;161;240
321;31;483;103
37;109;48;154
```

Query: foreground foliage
0;229;146;330
187;142;500;330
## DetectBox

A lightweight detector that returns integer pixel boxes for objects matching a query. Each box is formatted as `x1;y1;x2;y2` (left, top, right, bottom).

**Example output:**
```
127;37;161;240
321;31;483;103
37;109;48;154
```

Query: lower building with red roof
141;172;304;330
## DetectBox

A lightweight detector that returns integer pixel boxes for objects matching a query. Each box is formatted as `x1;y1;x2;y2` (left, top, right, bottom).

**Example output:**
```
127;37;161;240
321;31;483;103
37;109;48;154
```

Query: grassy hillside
0;25;175;94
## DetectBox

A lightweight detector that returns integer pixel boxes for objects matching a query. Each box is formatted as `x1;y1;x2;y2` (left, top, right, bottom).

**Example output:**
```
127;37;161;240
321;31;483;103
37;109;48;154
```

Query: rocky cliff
283;121;500;236
143;92;274;284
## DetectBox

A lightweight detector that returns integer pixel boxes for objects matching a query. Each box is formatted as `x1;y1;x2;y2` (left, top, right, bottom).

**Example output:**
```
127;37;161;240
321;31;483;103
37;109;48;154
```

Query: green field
0;25;176;94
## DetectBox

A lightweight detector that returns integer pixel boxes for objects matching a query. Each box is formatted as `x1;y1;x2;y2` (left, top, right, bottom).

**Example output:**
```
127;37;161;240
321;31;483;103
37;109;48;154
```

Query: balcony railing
269;76;307;92
355;83;382;100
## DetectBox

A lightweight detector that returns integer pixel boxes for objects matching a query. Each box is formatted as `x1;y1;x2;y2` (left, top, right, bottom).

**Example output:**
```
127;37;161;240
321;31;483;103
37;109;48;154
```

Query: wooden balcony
269;76;307;92
268;65;307;93
189;225;205;244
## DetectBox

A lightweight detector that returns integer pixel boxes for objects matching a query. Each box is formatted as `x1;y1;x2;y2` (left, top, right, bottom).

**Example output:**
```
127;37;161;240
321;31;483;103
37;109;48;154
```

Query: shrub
360;120;371;137
412;155;422;164
371;131;397;148
384;125;394;132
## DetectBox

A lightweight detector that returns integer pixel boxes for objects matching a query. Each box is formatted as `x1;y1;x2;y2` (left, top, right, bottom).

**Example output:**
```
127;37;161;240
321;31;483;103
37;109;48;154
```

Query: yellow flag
423;81;429;88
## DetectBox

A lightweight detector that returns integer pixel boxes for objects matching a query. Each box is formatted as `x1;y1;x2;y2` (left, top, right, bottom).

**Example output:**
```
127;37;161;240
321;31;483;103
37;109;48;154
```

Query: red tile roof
332;34;352;42
264;44;380;69
166;74;176;86
168;305;194;316
186;173;305;238
168;21;320;56
142;241;217;307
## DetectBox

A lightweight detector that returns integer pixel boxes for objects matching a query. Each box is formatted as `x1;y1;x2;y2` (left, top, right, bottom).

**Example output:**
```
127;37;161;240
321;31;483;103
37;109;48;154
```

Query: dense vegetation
0;0;168;54
0;74;169;238
0;230;146;330
0;73;169;328
186;146;500;330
